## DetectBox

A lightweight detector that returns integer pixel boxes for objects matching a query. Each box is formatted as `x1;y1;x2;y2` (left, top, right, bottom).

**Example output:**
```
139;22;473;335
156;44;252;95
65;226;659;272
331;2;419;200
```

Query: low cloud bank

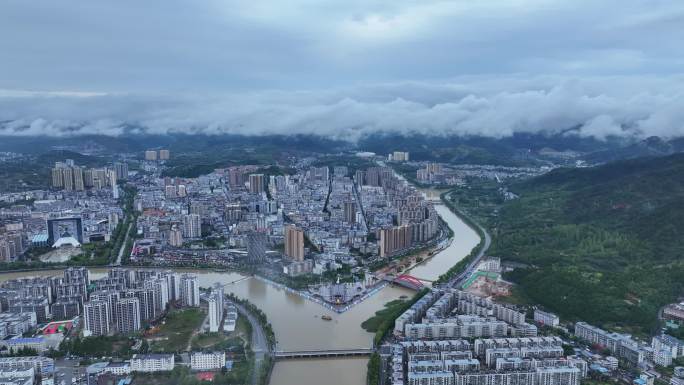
1;75;683;141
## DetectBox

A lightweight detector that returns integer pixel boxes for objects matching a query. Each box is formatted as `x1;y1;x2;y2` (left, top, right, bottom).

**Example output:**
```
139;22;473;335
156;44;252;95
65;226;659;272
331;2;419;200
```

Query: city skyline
1;1;683;385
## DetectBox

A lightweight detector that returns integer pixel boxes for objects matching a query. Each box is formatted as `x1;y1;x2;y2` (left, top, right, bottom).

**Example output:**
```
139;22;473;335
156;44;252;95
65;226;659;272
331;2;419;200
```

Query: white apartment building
130;354;174;372
116;297;141;333
190;351;226;371
180;274;200;307
83;301;110;337
104;362;131;375
575;322;645;365
0;356;54;377
534;309;560;328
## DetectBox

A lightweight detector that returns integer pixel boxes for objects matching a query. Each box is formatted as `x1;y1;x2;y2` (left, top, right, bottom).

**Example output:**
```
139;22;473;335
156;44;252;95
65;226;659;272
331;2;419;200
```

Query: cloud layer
1;1;684;140
1;76;684;141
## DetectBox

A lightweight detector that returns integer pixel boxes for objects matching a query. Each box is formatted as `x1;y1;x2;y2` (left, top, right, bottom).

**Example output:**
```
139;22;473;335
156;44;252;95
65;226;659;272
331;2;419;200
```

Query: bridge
274;348;373;360
384;274;426;291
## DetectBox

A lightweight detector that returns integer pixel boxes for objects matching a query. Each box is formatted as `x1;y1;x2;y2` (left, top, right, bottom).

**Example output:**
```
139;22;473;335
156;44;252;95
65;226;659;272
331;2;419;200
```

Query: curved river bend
0;188;480;385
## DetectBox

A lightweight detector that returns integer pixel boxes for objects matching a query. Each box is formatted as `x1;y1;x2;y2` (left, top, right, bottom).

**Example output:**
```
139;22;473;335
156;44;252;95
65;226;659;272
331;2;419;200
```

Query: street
232;301;270;385
54;358;86;385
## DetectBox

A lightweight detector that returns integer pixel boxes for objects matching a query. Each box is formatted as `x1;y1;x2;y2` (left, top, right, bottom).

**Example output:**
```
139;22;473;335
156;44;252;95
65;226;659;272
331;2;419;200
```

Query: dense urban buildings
574;322;645;366
389;151;409;162
386;289;584;385
3;150;667;385
51;160;118;192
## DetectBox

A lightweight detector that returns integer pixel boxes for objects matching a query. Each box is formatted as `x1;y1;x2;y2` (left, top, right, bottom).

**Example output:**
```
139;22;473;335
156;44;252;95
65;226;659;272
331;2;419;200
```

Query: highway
113;222;133;266
232;300;270;385
443;192;492;288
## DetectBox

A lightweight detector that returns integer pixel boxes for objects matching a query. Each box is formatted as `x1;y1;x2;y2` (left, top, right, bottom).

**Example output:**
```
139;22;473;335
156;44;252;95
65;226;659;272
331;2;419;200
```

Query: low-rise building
130;354;175;372
534;309;560;328
103;362;131;375
652;334;684;367
190;351;226;371
0;356;54;377
575;321;645;366
0;367;34;385
0;337;46;352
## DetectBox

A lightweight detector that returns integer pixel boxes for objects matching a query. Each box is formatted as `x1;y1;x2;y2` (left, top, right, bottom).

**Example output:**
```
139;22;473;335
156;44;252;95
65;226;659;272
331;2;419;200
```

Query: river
0;188;480;385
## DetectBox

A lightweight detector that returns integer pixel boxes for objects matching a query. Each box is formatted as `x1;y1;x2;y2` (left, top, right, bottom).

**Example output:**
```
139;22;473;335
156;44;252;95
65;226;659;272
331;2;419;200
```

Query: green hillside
488;154;684;334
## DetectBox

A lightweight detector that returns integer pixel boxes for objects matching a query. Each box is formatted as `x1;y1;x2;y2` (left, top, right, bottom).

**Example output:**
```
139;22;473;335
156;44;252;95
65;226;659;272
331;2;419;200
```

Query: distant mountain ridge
1;131;684;167
581;136;684;164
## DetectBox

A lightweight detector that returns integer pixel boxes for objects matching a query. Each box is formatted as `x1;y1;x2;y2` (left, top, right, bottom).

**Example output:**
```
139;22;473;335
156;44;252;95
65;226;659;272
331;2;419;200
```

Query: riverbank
228;294;275;385
371;215;452;280
433;190;492;285
253;275;391;314
363;188;487;385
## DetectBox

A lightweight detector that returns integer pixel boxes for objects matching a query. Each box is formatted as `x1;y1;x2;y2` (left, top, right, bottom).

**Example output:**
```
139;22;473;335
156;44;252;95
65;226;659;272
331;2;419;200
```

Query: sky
1;0;683;140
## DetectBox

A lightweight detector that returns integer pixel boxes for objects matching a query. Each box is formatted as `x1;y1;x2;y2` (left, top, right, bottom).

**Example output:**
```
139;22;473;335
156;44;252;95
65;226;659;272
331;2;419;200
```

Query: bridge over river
274;348;374;360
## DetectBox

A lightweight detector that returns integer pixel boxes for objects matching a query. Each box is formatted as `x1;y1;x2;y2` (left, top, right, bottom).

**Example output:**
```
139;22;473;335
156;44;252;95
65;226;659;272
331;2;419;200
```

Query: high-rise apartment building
51;166;64;188
248;174;265;194
247;231;267;264
90;290;120;323
83;169;94;187
114;162;129;180
180;274;200;307
182;214;201;239
144;150;158;161
107;213;119;233
228;167;244;189
116;297;141;333
390;151;410;162
51;161;117;192
158;149;170;160
109;170;118;187
284;224;305;261
168;226;183;247
177;185;187;197
62;167;74;191
207;285;224;333
144;278;170;314
343;201;357;224
125;289;157;321
379;225;412;258
165;185;177;198
63;266;88;286
83;300;110;336
73;167;84;191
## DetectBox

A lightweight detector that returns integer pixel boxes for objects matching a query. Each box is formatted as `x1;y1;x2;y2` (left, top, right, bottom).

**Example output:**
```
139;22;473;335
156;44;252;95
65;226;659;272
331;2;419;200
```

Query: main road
441;191;492;288
233;301;270;385
113;222;133;266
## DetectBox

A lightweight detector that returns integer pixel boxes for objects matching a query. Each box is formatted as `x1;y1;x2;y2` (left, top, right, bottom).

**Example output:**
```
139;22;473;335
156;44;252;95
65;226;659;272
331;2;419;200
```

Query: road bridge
274;348;373;360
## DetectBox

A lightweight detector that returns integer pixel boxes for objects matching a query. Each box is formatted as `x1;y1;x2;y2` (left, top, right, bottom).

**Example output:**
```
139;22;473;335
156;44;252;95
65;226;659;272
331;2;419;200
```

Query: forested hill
492;153;684;334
